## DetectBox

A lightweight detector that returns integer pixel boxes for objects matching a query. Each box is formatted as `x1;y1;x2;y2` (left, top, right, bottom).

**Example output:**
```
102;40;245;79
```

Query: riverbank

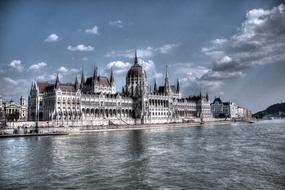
0;120;252;136
0;132;68;138
75;120;234;133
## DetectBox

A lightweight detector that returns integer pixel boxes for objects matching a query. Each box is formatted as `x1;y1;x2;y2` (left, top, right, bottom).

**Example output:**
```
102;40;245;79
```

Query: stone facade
211;97;251;120
0;96;27;122
28;52;213;126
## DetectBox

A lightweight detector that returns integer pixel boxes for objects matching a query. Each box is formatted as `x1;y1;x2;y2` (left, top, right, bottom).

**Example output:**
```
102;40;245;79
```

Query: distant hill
253;103;285;119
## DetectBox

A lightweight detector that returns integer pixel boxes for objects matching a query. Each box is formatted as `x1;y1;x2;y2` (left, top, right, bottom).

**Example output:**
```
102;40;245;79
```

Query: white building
28;51;213;126
0;96;27;122
211;97;251;120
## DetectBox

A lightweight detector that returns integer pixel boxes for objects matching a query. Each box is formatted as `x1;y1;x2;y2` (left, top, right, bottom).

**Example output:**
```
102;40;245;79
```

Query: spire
134;49;138;65
110;67;114;85
75;75;79;90
93;65;98;80
206;92;209;101
55;73;60;89
164;65;170;94
165;64;169;79
176;78;180;93
154;79;157;92
199;91;202;98
81;68;85;87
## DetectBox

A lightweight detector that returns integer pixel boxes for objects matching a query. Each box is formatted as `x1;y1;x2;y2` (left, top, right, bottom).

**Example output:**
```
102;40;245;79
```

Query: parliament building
28;52;212;126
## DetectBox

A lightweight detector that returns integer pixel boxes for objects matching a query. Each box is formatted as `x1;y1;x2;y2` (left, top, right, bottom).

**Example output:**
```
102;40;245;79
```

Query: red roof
36;82;49;93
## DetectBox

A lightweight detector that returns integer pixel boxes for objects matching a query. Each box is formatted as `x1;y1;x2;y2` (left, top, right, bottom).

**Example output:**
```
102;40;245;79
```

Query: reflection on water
0;122;285;189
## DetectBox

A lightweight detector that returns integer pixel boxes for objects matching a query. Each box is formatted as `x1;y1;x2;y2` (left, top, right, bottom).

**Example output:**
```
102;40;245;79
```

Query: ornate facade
0;96;27;122
28;52;212;126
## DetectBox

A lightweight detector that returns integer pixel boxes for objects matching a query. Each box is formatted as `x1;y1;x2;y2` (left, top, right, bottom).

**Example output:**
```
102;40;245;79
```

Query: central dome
126;51;146;78
127;62;144;78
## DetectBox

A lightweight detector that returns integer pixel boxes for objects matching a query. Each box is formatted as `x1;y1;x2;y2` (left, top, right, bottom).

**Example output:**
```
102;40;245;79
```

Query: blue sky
0;0;284;112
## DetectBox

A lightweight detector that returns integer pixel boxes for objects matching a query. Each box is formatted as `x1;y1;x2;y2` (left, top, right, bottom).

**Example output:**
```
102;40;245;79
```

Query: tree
6;111;20;122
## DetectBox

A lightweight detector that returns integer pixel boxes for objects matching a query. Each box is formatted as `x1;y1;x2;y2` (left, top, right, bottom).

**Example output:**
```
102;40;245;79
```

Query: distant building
211;97;251;120
28;51;213;126
0;96;27;122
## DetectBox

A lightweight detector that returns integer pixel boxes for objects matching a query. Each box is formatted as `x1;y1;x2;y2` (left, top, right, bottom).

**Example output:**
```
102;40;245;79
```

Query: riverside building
28;52;212;126
211;97;251;120
0;96;27;122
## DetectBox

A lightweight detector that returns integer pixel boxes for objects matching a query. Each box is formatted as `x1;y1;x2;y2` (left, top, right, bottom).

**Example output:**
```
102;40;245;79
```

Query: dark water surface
1;121;285;189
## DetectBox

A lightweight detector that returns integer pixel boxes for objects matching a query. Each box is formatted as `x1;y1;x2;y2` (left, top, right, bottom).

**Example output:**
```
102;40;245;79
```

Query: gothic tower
164;65;171;95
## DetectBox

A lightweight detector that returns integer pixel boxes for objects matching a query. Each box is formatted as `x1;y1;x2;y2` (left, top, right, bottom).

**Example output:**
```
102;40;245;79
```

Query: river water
0;121;285;189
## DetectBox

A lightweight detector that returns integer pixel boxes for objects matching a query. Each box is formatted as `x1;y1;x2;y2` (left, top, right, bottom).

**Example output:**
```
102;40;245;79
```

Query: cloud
139;59;163;79
201;71;244;81
3;77;23;85
201;4;285;81
105;44;179;58
0;77;29;100
45;34;59;42
67;44;94;52
157;44;180;54
105;58;162;81
109;20;123;28
107;61;131;74
28;62;47;71
85;25;99;35
57;66;68;73
57;66;79;74
37;67;79;82
9;60;23;72
168;63;223;94
105;48;153;58
37;73;58;81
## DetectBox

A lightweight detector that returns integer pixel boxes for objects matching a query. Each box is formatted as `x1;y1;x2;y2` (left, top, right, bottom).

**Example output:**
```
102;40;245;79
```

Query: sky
0;0;284;112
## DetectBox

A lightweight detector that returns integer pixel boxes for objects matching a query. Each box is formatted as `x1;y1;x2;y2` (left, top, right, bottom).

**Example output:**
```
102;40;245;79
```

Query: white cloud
9;60;23;72
109;20;123;28
3;77;20;85
170;63;209;81
57;66;79;75
104;58;162;81
0;77;29;100
105;44;179;58
219;56;232;64
107;61;131;74
85;25;99;35
105;49;134;58
201;4;285;82
37;73;59;81
28;62;47;71
157;44;180;54
67;44;94;52
57;66;68;73
45;34;59;42
153;73;163;79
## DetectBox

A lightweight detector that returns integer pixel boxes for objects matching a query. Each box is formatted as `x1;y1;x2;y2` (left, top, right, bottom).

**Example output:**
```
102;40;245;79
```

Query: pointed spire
199;91;202;98
154;79;157;92
110;67;114;85
75;75;79;90
93;65;98;80
176;78;180;93
81;68;85;86
134;49;138;65
206;92;209;101
55;73;60;89
164;65;170;94
165;65;169;79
